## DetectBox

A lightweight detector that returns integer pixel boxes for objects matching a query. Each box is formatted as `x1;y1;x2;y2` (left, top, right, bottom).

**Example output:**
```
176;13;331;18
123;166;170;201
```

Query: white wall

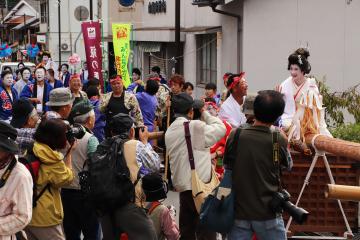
243;0;360;92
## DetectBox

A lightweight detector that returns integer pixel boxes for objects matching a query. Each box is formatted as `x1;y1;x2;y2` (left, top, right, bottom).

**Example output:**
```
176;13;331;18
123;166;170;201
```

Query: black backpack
78;136;135;214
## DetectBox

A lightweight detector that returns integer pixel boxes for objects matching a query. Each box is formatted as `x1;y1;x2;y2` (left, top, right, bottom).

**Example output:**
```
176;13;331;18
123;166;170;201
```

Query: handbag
184;121;220;213
199;127;242;233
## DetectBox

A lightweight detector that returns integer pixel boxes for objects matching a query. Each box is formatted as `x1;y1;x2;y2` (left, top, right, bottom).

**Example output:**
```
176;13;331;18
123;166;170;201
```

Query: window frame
196;33;217;86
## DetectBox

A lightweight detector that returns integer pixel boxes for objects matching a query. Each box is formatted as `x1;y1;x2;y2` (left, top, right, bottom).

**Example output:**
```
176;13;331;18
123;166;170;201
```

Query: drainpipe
210;3;241;19
210;2;242;71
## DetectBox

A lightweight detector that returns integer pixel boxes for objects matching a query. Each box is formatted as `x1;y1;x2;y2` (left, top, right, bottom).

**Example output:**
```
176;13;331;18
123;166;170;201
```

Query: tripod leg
323;155;353;237
286;154;319;232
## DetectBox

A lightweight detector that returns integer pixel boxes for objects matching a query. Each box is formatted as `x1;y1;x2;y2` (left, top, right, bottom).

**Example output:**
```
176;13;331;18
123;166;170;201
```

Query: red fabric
110;75;122;84
227;72;245;90
210;120;232;155
120;233;128;240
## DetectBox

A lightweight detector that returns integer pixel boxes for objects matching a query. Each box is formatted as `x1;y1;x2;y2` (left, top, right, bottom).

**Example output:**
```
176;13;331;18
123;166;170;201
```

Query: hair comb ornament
298;55;303;65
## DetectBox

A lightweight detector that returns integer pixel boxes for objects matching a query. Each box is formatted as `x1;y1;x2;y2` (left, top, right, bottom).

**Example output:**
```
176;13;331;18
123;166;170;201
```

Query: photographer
61;100;101;240
100;113;159;240
226;90;292;240
25;118;75;240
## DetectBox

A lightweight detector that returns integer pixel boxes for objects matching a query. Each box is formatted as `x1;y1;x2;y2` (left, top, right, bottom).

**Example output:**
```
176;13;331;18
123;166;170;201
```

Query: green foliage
331;124;360;143
316;76;360;127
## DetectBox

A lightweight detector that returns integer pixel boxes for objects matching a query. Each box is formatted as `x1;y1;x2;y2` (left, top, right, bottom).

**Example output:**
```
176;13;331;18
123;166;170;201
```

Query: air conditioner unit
192;0;224;7
59;40;71;52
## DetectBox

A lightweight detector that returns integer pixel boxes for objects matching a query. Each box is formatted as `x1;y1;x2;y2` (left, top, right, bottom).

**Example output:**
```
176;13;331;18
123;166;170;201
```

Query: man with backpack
80;113;159;239
61;101;101;240
0;121;33;240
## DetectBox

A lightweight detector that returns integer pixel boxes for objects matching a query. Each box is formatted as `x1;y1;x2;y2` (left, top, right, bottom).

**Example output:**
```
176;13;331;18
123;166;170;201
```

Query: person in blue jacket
85;85;105;142
61;63;71;87
20;67;53;114
47;68;63;89
0;70;19;121
127;68;145;93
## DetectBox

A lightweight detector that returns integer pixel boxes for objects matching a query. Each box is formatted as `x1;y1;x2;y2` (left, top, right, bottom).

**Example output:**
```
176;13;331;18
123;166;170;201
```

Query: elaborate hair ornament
298;55;303;65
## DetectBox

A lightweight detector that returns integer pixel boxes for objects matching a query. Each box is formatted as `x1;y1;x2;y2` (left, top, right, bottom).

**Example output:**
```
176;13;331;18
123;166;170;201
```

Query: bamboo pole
325;184;360;202
305;134;360;161
148;131;164;140
163;102;171;181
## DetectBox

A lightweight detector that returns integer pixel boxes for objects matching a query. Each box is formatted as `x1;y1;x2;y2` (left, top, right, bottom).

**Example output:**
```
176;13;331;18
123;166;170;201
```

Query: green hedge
331;124;360;143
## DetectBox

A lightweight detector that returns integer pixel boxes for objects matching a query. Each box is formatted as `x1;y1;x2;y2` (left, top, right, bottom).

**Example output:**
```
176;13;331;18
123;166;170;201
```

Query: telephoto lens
269;189;309;224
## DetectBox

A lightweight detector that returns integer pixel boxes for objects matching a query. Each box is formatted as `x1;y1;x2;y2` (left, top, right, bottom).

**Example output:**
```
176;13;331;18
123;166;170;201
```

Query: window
40;2;47;23
196;33;217;85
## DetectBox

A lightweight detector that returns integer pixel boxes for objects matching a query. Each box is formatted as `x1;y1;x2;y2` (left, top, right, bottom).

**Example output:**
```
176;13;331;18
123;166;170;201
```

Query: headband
110;75;122;84
70;74;80;81
149;77;161;82
227;72;245;90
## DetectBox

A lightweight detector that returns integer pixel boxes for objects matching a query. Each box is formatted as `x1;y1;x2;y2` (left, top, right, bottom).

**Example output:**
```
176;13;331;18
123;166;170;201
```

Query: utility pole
23;14;26;44
175;0;180;74
89;0;93;20
58;0;61;64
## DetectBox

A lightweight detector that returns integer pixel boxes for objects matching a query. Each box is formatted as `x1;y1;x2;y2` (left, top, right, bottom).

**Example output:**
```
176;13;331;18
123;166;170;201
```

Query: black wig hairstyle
287;48;311;74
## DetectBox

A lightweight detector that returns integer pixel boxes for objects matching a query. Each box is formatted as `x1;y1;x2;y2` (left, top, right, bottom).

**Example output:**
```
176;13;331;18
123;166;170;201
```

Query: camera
134;126;145;140
269;189;309;224
66;123;86;144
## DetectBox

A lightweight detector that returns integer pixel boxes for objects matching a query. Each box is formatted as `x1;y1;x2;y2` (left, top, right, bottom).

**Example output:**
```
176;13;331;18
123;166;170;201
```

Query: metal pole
58;0;61;64
23;14;26;44
89;0;93;20
175;0;180;74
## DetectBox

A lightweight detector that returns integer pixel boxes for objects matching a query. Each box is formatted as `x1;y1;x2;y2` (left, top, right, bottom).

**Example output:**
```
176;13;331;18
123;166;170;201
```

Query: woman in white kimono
277;48;314;130
277;49;331;152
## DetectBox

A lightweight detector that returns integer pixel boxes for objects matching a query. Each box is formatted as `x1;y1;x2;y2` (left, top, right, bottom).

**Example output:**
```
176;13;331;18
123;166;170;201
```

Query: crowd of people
0;47;318;240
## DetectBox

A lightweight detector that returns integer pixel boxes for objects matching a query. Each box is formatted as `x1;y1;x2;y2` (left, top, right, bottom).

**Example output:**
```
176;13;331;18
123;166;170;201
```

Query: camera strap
272;130;283;191
0;158;17;189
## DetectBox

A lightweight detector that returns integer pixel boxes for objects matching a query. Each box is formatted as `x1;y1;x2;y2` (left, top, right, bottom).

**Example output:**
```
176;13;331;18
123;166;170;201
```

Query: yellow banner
112;23;131;87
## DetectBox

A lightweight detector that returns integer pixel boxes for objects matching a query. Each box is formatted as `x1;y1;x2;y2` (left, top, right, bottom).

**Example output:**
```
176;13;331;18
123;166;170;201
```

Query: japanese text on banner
112;23;131;88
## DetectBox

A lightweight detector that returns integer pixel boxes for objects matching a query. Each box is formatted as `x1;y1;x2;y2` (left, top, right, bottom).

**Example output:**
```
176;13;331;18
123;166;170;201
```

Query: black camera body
134;126;145;140
269;189;309;224
66;123;86;144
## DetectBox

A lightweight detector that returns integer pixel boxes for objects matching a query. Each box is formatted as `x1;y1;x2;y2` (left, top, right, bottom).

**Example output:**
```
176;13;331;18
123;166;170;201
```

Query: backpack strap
148;201;162;215
183;121;195;170
33;183;50;208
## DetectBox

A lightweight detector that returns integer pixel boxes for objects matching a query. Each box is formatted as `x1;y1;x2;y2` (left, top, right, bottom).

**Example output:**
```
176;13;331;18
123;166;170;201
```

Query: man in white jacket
165;93;226;240
0;121;33;240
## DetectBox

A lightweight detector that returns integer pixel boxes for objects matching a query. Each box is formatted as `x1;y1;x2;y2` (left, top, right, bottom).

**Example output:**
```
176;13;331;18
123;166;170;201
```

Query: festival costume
20;82;53;113
0;86;18;121
279;77;331;143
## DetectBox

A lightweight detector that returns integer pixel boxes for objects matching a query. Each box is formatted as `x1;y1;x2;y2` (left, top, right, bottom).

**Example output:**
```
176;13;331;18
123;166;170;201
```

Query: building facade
38;0;109;71
108;0;360;98
107;0;241;97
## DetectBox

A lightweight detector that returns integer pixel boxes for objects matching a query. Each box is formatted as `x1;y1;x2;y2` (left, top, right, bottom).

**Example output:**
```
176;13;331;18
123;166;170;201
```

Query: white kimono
279;76;331;140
